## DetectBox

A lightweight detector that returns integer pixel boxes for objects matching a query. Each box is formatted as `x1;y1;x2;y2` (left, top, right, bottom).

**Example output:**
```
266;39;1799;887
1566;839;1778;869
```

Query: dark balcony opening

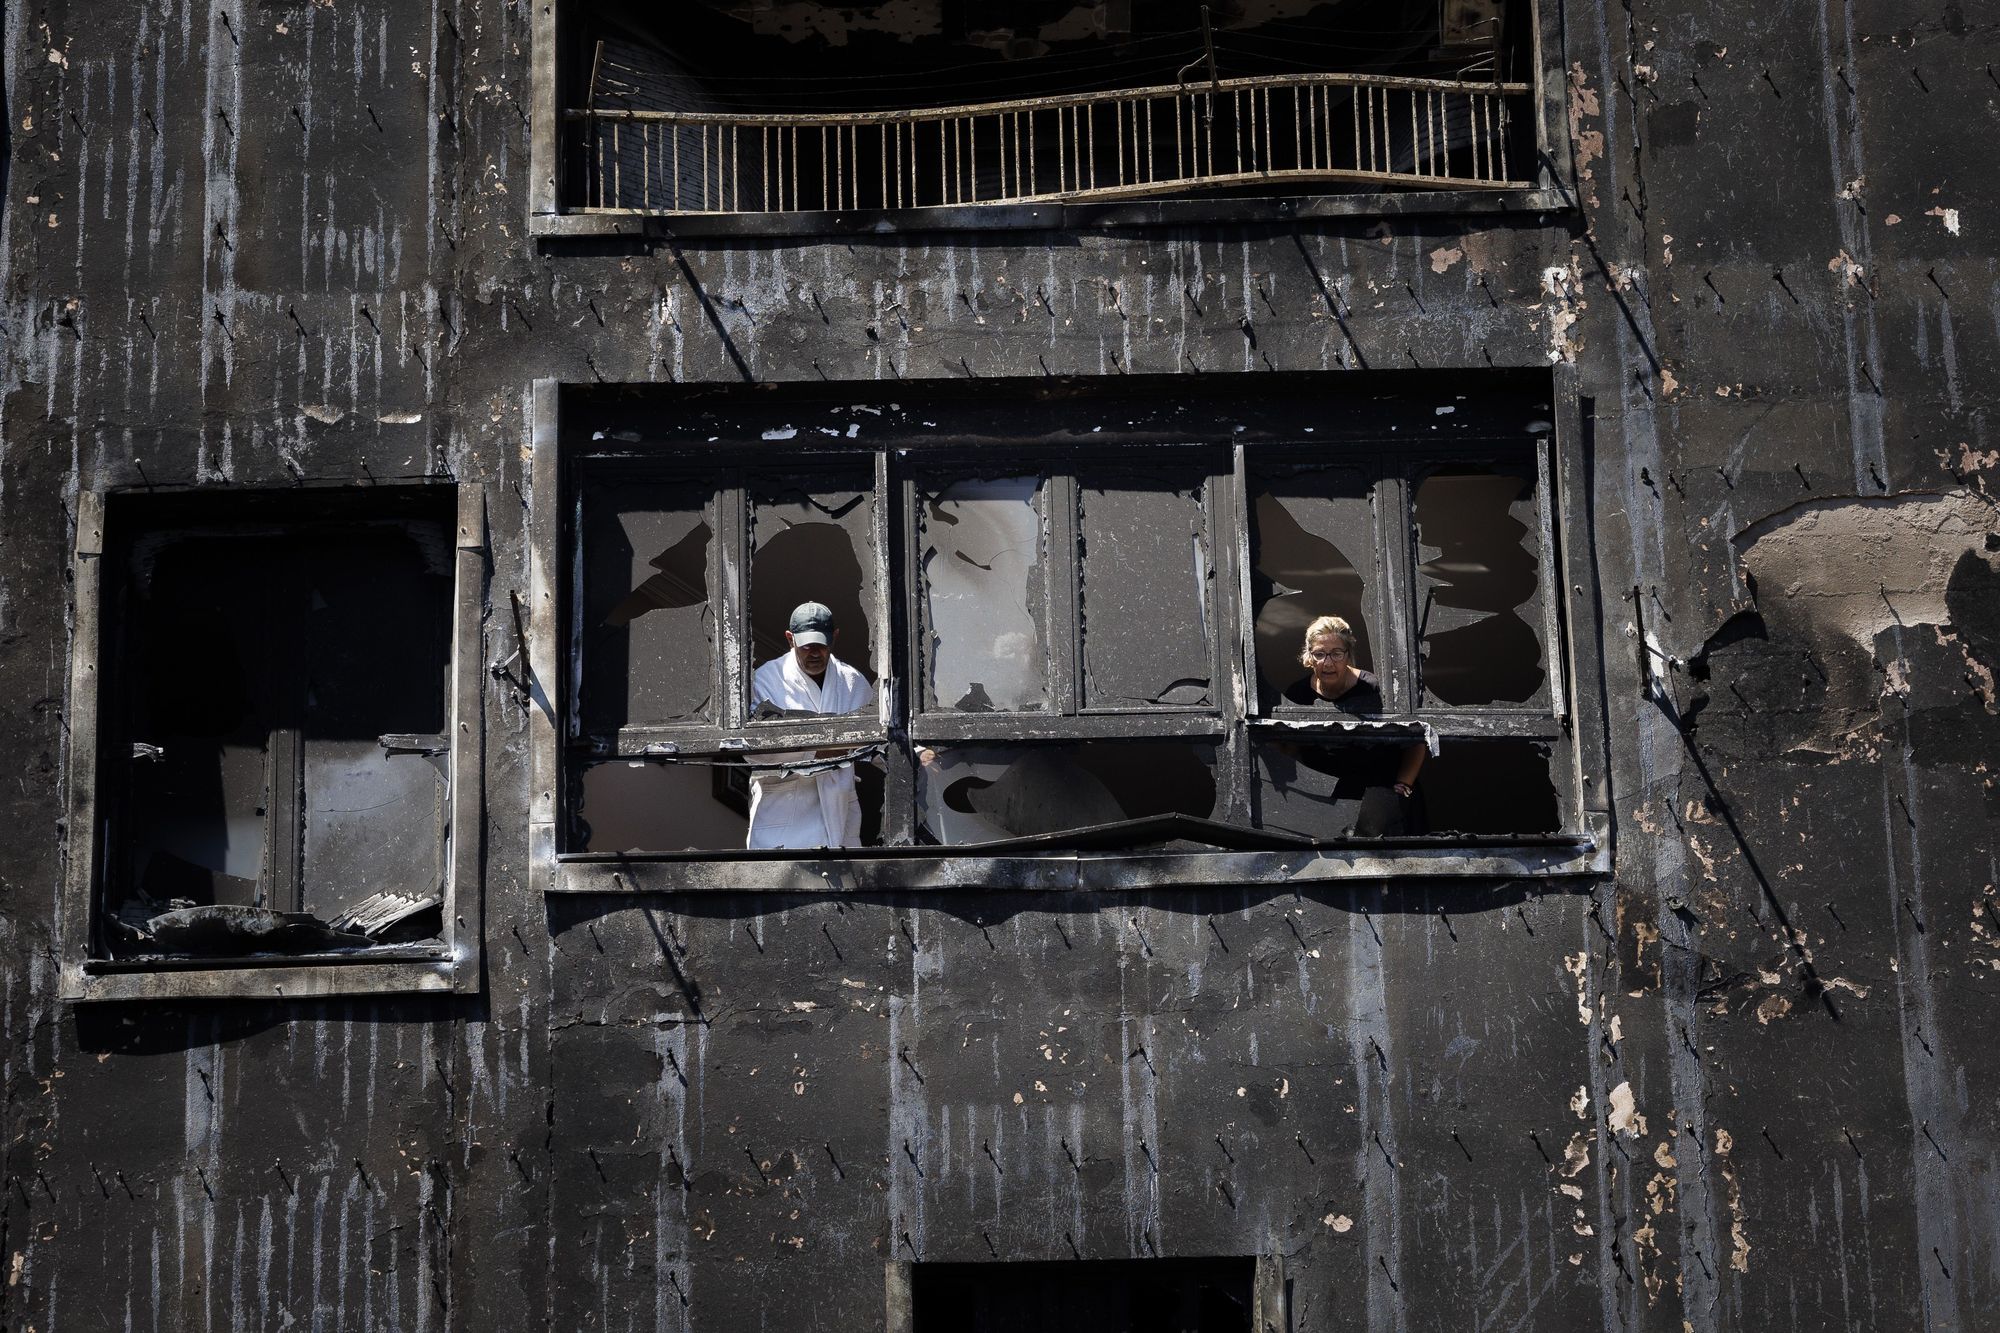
562;0;1536;214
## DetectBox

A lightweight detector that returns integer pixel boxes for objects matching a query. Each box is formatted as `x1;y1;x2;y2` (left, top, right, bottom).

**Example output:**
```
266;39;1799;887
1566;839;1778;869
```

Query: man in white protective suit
746;601;876;849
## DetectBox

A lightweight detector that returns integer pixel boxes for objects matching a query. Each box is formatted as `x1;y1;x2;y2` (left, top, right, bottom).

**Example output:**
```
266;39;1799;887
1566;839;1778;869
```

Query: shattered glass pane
1418;739;1559;834
1078;471;1212;708
918;475;1049;713
298;529;451;922
917;742;1217;844
582;482;715;731
750;473;878;694
1251;468;1378;709
1413;465;1547;706
1252;738;1419;839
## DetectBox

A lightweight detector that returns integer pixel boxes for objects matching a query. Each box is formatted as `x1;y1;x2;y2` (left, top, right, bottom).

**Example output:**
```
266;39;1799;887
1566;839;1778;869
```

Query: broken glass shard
1078;471;1212;707
917;742;1217;844
918;476;1049;713
1251;468;1378;709
1413;465;1547;706
582;483;715;731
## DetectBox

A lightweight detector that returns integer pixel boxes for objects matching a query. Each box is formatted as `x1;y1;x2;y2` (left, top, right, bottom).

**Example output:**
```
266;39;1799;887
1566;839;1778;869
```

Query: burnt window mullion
1218;444;1257;824
1380;455;1418;713
265;557;310;914
563;472;588;745
1533;434;1568;722
1046;471;1082;717
717;479;751;730
882;457;919;846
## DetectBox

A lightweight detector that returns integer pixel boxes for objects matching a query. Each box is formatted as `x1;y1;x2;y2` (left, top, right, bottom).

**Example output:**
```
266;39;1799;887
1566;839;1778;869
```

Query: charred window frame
58;485;487;1003
529;0;1573;239
1245;444;1573;840
567;453;895;791
534;377;1610;892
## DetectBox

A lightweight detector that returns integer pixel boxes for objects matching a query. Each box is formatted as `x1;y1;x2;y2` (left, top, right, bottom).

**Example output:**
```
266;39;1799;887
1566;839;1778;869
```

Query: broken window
912;455;1224;726
1417;737;1560;835
1253;734;1425;840
1412;462;1548;707
69;486;479;991
579;477;716;734
917;474;1050;714
569;454;891;854
1251;464;1380;708
1078;470;1213;709
917;741;1219;846
908;1257;1257;1333
547;0;1544;223
750;472;879;699
559;395;1585;865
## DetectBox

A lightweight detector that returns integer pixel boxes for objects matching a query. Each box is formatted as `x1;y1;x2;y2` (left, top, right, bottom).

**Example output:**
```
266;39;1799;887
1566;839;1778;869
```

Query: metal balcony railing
564;71;1535;217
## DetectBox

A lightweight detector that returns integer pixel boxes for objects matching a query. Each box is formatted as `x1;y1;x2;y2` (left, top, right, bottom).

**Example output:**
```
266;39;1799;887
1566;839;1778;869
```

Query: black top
1282;672;1385;716
1280;672;1402;787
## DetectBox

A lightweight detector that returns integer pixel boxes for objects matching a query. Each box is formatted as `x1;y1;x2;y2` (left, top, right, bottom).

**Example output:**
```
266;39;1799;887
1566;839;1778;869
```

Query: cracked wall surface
2;1;1997;1330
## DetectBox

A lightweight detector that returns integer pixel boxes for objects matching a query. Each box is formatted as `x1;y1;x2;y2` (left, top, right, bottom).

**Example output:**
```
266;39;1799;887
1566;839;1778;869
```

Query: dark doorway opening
911;1256;1254;1333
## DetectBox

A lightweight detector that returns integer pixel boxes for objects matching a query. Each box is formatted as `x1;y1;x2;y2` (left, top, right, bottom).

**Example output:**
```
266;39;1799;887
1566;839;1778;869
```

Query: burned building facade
3;0;1997;1328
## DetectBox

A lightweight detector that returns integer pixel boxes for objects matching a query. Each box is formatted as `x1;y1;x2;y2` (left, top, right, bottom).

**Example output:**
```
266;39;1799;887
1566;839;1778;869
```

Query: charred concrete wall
1;2;1995;1330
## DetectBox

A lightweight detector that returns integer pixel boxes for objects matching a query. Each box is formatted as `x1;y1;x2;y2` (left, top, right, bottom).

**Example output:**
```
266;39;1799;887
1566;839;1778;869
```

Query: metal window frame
905;448;1231;735
57;483;488;1003
526;0;1575;241
533;376;1611;894
568;455;894;757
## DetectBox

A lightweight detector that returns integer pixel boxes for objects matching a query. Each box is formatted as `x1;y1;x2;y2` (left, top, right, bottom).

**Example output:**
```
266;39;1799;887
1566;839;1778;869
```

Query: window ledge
551;816;1609;893
531;186;1570;243
62;953;467;1003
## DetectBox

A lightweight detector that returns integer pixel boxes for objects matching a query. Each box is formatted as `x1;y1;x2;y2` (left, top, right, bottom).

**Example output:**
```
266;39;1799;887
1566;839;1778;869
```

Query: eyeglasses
1308;649;1350;661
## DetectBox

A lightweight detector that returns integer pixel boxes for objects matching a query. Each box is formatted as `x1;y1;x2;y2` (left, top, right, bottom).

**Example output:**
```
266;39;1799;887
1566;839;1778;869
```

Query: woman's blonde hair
1300;615;1357;667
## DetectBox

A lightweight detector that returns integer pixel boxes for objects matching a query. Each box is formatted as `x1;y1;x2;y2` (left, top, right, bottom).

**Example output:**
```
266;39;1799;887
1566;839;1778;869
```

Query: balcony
562;71;1535;220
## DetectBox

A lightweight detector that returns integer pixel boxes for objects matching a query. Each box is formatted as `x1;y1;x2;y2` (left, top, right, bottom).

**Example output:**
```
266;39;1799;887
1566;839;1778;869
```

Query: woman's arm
1393;740;1425;795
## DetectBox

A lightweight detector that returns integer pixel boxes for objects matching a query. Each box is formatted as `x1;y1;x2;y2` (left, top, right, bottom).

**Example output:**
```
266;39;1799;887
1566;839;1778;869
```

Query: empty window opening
1251;469;1377;708
583;482;716;732
919;474;1050;714
750;477;877;691
1412;465;1546;706
574;754;886;854
561;1;1539;215
104;503;453;957
1078;472;1212;708
1254;737;1421;839
1418;738;1558;834
909;1257;1254;1333
918;742;1219;845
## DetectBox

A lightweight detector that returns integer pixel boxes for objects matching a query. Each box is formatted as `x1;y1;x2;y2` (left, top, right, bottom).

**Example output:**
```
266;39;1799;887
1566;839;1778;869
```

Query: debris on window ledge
112;903;376;957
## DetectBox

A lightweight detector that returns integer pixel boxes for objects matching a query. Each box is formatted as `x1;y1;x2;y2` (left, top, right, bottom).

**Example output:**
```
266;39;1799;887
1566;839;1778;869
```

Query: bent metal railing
565;71;1535;217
